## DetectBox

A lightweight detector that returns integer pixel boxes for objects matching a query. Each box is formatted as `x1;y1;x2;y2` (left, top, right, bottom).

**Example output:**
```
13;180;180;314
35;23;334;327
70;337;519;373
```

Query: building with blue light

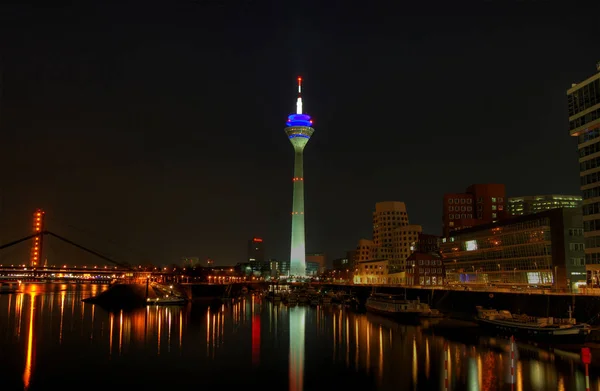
285;77;315;278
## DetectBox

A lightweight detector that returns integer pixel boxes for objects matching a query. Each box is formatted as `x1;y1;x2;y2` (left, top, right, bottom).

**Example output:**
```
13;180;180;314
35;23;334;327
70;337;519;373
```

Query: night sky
0;1;598;267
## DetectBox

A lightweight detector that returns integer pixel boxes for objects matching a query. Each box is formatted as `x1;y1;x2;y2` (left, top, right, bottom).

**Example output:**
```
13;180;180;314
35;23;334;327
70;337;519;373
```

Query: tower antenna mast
296;76;303;114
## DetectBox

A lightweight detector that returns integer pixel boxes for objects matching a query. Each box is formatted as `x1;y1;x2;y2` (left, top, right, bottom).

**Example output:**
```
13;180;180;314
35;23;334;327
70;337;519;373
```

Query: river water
0;284;598;390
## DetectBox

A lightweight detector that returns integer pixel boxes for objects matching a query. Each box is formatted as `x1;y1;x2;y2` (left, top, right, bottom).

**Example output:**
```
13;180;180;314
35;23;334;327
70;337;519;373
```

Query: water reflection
0;285;599;390
289;306;306;391
23;294;35;390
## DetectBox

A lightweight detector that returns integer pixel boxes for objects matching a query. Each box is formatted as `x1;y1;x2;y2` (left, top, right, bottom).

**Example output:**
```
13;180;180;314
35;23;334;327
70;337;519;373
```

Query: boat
0;281;21;294
365;293;434;322
420;308;445;318
475;306;591;344
147;296;187;305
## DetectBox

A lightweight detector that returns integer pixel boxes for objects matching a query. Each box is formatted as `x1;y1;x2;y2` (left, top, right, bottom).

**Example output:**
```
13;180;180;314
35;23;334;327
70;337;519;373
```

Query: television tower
285;77;314;278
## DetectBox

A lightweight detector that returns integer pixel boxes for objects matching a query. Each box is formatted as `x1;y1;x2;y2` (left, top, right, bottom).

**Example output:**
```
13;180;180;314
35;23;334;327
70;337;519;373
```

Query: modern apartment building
508;195;582;216
568;63;600;285
442;184;506;237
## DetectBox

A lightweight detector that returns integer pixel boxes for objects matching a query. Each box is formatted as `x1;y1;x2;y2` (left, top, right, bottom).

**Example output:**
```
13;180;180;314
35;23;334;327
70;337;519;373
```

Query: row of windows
570;258;585;266
446;218;549;242
449;206;472;212
568;78;600;117
569;228;584;236
581;171;600;186
583;202;600;216
586;253;600;265
578;129;600;144
585;235;600;249
449;214;473;220
569;107;600;131
418;268;443;274
375;211;407;216
580;155;600;172
579;141;600;159
448;198;472;204
584;219;600;232
569;243;585;251
444;257;552;273
582;186;600;200
417;259;442;266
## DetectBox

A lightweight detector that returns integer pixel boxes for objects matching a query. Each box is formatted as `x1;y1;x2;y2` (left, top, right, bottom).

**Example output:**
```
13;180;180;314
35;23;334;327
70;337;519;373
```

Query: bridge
0;209;175;284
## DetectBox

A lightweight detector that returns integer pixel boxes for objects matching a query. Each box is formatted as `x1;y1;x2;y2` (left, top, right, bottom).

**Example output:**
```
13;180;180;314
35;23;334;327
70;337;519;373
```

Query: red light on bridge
253;238;263;243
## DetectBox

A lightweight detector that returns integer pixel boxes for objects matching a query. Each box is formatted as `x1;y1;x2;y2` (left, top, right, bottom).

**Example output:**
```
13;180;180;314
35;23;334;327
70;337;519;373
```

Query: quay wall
322;284;600;325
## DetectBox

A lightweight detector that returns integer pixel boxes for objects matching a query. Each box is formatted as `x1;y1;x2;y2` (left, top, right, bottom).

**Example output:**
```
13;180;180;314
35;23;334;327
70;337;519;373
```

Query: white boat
475;306;591;344
366;294;434;322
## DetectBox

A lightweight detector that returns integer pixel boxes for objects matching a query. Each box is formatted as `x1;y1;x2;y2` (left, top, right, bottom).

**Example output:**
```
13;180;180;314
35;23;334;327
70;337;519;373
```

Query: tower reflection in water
288;305;306;391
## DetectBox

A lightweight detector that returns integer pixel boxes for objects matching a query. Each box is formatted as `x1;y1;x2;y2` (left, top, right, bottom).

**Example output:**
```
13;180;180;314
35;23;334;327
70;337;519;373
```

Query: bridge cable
45;231;133;270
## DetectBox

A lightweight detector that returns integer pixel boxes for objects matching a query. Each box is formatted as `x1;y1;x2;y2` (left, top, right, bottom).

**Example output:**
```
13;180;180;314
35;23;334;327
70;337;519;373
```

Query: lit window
492;213;497;218
491;197;497;203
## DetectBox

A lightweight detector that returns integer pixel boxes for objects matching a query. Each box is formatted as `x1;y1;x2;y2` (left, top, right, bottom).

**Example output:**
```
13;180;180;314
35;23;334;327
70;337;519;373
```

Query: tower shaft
290;150;306;277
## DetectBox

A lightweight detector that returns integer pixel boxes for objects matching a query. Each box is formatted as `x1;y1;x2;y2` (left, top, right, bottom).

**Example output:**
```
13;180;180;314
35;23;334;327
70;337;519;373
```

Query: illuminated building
30;209;45;267
355;239;374;262
405;252;445;286
442;184;506;237
357;202;422;273
305;253;326;273
440;208;586;290
567;64;600;285
508;195;582;216
353;259;405;285
247;237;265;264
285;77;314;277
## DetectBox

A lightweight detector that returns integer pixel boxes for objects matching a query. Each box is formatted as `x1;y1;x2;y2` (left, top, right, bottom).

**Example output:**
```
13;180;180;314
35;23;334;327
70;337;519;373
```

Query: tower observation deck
285;77;314;278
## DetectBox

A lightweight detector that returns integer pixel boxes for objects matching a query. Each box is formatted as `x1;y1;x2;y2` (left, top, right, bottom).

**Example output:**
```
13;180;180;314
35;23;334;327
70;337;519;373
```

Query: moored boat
365;293;433;322
475;306;591;344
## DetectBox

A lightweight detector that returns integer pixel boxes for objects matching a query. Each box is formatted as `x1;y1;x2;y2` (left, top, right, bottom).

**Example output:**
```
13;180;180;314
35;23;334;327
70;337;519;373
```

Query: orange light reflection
22;294;36;390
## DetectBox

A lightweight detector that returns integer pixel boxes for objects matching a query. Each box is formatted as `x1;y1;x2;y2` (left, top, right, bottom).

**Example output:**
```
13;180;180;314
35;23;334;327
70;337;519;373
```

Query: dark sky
0;1;598;267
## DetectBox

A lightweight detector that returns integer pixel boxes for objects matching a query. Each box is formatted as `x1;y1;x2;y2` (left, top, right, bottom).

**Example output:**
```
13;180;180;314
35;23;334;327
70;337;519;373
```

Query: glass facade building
507;195;582;216
568;66;600;280
440;208;586;290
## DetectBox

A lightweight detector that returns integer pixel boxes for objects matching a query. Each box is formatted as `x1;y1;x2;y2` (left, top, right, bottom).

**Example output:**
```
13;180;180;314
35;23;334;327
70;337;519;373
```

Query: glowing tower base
285;77;314;278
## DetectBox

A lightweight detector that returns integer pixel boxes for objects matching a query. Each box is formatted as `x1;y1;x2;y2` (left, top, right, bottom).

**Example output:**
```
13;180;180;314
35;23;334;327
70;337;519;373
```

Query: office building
247;237;265;264
508;195;582;216
568;64;600;285
440;208;586;291
442;184;506;237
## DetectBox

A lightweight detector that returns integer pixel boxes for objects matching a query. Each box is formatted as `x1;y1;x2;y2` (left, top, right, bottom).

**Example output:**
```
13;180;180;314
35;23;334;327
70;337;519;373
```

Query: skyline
0;2;598;266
